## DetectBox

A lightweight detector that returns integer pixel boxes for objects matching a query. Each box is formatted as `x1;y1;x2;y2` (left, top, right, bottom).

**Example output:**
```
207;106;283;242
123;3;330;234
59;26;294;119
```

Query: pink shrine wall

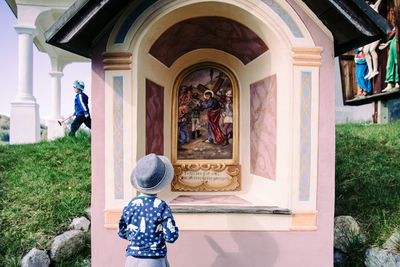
250;75;277;180
146;79;164;155
90;1;335;265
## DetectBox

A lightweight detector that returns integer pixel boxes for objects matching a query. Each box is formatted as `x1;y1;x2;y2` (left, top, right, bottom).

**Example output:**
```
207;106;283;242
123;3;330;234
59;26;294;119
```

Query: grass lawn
335;120;400;265
0;132;91;266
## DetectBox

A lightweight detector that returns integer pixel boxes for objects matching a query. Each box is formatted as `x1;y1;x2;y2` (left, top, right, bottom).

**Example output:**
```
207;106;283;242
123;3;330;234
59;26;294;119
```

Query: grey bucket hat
130;153;174;194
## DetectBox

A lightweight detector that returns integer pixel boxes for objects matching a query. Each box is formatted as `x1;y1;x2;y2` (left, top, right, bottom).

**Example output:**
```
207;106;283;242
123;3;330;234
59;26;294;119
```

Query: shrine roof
45;0;393;58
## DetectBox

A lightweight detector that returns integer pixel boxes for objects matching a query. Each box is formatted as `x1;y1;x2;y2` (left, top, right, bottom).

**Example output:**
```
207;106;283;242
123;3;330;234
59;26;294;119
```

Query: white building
6;0;88;143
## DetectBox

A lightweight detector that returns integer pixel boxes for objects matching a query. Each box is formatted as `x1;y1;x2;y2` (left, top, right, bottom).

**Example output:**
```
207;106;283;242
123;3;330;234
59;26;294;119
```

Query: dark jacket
74;92;90;116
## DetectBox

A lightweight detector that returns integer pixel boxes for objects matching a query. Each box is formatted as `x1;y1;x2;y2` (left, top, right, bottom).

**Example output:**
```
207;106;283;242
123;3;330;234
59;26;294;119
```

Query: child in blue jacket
118;153;179;267
69;80;91;136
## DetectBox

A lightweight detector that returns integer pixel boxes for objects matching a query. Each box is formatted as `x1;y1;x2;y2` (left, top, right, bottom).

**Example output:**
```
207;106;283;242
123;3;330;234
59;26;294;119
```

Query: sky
0;1;91;121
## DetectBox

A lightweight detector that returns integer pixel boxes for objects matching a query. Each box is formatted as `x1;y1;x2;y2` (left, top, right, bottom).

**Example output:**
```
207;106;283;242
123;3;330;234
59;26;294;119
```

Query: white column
10;25;40;144
50;71;63;119
47;71;65;140
15;26;35;101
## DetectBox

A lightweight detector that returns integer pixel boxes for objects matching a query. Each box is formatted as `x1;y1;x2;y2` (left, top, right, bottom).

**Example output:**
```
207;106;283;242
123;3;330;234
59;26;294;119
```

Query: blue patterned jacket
118;196;179;257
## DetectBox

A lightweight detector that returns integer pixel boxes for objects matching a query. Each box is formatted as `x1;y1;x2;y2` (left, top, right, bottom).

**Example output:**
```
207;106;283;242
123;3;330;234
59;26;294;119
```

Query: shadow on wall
205;231;278;267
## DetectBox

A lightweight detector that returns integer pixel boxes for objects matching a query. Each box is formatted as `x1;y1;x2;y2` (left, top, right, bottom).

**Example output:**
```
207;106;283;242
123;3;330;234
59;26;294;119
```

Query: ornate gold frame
171;62;240;192
171;62;240;165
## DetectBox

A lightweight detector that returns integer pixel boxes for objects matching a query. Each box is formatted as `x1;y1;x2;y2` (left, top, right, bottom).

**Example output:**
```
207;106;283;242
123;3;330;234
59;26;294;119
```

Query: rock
85;207;91;220
365;247;400;267
334;250;343;265
69;216;90;232
383;232;400;251
21;248;50;267
82;259;91;267
50;230;86;262
334;216;364;252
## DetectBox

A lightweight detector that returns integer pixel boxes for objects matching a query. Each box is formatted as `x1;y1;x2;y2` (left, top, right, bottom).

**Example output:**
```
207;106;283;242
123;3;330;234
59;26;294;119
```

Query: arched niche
103;0;323;231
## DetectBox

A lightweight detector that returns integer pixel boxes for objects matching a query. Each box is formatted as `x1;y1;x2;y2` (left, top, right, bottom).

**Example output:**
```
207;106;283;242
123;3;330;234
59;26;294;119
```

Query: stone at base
365;247;400;267
69;216;91;232
334;216;364;252
383;232;400;251
50;230;86;262
85;207;91;220
334;250;343;264
21;248;50;267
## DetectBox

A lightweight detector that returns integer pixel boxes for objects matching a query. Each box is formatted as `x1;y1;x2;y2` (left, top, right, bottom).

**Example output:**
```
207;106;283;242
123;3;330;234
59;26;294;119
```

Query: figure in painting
180;85;193;106
197;90;225;144
354;48;372;98
363;0;383;80
177;105;190;149
188;93;202;139
221;91;233;146
379;28;399;92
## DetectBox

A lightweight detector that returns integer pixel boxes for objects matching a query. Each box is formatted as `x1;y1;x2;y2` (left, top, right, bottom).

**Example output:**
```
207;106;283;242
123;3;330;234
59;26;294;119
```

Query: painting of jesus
174;65;237;161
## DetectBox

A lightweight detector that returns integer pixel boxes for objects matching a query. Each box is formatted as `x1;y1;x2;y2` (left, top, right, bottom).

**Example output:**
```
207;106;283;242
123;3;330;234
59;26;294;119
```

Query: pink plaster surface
146;79;164;155
91;4;335;266
170;195;251;205
250;75;277;180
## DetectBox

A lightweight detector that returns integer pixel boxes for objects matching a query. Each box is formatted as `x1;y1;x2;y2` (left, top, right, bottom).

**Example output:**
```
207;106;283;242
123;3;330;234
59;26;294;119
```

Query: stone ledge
170;205;292;214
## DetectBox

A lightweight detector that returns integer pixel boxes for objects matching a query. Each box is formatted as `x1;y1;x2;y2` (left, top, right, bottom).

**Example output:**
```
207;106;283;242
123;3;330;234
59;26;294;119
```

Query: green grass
335;120;400;265
0;131;91;266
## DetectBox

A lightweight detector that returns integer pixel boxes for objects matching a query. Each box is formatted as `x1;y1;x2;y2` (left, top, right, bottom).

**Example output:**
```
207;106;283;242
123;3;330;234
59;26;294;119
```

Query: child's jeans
125;256;168;267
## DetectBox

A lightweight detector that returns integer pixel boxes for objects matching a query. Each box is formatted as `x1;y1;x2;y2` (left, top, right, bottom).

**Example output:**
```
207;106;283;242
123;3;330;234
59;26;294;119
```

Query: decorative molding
14;25;35;35
291;47;323;66
290;212;317;230
113;76;124;199
103;52;132;70
261;0;304;38
49;71;64;78
299;72;312;201
104;209;122;229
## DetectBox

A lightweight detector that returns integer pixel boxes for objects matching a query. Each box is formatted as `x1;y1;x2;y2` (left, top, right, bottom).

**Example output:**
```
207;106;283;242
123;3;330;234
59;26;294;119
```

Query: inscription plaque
172;164;241;192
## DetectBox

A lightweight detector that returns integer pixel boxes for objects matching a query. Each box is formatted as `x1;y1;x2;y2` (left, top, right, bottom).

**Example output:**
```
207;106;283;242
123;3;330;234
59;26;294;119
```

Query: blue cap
73;80;85;90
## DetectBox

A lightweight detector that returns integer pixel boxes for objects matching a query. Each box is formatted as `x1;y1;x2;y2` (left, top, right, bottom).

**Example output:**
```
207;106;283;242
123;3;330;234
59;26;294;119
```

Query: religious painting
171;63;240;192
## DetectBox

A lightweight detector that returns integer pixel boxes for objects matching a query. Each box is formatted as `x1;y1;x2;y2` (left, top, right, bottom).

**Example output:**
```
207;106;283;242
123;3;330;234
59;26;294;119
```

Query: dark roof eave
303;0;393;56
45;0;394;58
45;0;127;58
44;0;91;43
